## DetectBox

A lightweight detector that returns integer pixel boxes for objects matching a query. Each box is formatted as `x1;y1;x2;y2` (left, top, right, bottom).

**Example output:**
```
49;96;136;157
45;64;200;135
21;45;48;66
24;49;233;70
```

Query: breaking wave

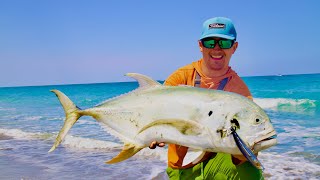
254;98;317;114
62;136;121;150
0;128;167;160
0;128;121;150
0;128;49;140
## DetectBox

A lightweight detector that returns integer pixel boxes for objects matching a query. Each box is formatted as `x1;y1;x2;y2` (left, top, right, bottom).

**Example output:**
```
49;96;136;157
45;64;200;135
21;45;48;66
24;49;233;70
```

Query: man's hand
232;153;258;165
149;141;165;149
232;154;247;161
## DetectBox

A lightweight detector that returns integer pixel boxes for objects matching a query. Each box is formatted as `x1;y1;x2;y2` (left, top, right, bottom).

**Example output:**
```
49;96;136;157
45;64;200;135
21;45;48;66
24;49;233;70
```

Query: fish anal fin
106;143;144;164
138;119;203;136
182;149;207;167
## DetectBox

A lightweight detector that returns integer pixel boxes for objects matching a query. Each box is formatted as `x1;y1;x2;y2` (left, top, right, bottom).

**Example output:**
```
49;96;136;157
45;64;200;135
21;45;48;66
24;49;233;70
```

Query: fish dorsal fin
106;142;144;164
126;73;161;88
95;73;160;106
182;149;207;166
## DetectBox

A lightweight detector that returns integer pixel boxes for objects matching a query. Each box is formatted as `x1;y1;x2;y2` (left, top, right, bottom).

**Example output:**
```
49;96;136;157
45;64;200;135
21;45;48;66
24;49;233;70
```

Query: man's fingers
149;141;157;149
149;141;165;149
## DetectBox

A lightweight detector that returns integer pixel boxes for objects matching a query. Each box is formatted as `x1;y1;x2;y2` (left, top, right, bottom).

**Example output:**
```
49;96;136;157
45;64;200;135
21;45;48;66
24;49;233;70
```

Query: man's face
199;37;238;71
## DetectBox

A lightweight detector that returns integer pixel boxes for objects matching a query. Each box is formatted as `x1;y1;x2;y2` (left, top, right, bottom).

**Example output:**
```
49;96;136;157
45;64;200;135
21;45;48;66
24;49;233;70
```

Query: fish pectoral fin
106;143;144;164
138;119;203;136
182;149;206;166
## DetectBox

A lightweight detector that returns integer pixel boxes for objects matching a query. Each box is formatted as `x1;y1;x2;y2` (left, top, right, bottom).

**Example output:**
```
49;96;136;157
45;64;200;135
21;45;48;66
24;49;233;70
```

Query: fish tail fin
49;89;82;153
106;143;144;164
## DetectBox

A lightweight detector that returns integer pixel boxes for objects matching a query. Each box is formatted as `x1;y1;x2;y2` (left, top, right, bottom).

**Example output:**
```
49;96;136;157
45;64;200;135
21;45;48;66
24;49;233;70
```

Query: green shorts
166;153;263;180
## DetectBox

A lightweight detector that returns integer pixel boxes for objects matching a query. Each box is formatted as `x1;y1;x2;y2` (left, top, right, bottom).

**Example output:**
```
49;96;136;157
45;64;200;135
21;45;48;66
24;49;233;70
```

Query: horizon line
1;72;319;89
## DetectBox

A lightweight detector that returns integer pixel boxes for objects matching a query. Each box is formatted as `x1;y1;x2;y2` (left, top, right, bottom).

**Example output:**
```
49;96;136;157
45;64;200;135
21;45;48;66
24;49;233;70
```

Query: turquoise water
0;73;319;179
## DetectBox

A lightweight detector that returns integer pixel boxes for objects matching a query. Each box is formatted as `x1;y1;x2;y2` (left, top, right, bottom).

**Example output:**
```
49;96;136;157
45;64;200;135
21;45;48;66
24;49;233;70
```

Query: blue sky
1;1;319;87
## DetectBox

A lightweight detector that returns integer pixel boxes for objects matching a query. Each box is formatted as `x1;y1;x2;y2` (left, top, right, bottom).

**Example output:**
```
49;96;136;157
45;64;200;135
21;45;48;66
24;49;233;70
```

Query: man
150;17;263;179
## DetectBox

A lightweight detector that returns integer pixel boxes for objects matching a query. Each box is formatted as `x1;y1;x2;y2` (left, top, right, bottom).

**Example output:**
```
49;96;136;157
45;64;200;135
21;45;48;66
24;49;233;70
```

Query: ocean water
1;73;320;179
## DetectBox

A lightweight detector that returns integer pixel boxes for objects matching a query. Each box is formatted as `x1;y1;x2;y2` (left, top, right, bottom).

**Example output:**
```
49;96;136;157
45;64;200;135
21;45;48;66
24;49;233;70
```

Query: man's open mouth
210;55;223;60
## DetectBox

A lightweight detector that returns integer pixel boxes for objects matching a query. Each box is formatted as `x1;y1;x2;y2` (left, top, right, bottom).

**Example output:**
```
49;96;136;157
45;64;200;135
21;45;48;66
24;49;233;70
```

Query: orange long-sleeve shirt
164;59;252;169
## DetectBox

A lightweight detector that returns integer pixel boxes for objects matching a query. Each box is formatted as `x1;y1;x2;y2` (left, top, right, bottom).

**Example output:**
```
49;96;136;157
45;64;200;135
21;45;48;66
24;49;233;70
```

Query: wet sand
0;155;47;179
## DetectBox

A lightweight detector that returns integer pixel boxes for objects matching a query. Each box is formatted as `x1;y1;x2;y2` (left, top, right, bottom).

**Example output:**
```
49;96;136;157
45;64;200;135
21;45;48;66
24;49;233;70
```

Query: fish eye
254;116;265;124
252;115;265;125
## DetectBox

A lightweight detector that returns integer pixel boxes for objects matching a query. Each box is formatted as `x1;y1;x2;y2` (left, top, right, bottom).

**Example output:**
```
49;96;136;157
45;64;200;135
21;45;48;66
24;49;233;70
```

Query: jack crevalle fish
49;73;277;166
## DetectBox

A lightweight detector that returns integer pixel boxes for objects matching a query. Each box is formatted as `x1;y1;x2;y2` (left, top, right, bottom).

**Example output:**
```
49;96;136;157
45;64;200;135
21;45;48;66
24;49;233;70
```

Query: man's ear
232;41;238;54
198;40;203;52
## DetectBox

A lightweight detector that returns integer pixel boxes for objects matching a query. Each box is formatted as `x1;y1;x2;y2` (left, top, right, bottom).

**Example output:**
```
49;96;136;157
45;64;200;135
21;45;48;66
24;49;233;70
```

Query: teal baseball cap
200;17;237;40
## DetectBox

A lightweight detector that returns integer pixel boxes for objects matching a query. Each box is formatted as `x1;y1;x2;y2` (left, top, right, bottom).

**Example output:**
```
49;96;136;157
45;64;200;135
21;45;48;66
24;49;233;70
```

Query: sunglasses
201;38;235;49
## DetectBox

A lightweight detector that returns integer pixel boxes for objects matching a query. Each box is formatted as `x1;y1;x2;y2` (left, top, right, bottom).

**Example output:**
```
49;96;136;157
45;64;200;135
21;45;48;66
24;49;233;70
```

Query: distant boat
277;74;283;77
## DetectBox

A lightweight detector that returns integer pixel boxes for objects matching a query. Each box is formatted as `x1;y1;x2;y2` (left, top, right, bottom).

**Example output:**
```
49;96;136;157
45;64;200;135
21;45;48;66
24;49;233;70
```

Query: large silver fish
49;73;277;167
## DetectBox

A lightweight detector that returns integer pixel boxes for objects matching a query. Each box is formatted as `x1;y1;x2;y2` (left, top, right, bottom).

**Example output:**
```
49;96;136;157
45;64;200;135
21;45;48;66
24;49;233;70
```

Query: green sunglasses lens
203;39;216;48
219;40;233;49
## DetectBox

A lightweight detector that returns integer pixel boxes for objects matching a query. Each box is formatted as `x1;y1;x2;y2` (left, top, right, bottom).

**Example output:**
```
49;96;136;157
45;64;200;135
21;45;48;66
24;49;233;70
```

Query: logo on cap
209;23;225;29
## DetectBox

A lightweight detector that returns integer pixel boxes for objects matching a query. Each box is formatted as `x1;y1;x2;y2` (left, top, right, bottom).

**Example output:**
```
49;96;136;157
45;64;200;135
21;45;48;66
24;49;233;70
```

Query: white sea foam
60;133;167;161
136;147;168;162
280;125;320;138
0;107;16;111
277;125;320;149
0;128;123;149
148;166;168;180
0;128;46;140
0;128;164;156
47;117;64;121
24;116;43;121
62;134;168;161
260;152;320;179
77;119;99;125
62;135;121;150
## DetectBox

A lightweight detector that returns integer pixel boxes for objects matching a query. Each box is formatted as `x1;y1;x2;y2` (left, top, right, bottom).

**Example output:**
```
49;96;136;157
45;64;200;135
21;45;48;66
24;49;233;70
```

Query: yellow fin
138;119;203;136
106;143;144;164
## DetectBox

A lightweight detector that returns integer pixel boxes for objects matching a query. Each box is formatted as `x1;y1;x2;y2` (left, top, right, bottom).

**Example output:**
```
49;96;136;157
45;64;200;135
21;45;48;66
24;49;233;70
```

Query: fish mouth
253;130;277;152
